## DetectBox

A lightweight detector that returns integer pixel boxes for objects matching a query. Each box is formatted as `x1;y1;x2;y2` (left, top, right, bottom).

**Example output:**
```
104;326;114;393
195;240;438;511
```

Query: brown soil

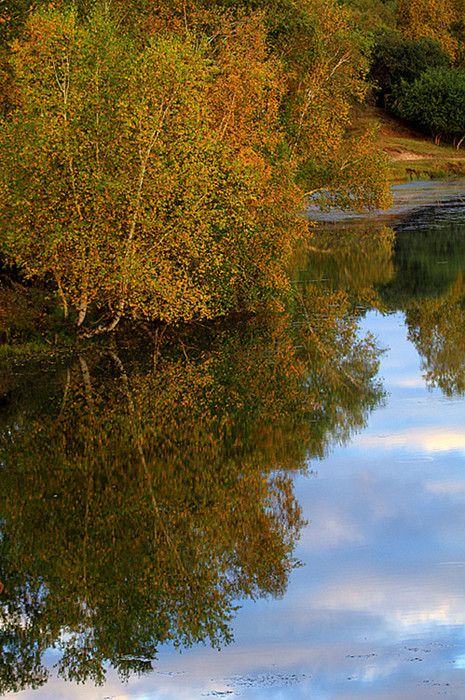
384;149;434;161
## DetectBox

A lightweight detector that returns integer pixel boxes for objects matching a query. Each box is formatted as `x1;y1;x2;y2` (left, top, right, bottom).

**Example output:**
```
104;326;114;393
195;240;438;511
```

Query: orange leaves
0;1;392;332
1;8;301;328
206;12;284;151
396;0;461;60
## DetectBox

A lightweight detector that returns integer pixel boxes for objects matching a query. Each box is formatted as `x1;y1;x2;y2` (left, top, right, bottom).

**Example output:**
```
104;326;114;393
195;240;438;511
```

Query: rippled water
2;180;465;699
307;177;465;224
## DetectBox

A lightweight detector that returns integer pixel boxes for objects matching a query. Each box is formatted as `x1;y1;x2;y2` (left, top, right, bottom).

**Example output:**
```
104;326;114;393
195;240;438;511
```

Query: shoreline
3;178;465;353
306;177;465;225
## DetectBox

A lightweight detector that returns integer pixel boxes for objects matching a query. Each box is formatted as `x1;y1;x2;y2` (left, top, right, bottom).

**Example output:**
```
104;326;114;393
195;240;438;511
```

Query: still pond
1;180;465;699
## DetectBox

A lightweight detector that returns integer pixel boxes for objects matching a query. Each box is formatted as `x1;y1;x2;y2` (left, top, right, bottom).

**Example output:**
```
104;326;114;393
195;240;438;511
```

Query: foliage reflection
0;296;383;690
379;203;465;396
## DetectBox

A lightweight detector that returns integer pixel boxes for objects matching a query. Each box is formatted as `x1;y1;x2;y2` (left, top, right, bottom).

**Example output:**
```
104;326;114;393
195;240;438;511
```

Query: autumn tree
0;9;305;330
340;0;397;31
259;0;391;210
396;0;465;63
0;1;391;333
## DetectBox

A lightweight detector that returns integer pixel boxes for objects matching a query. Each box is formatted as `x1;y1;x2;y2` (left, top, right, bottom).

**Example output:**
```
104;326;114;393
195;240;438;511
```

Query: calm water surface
1;180;465;699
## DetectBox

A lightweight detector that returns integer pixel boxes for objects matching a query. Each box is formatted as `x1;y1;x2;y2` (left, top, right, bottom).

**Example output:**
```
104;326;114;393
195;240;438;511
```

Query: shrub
369;31;450;108
393;66;465;147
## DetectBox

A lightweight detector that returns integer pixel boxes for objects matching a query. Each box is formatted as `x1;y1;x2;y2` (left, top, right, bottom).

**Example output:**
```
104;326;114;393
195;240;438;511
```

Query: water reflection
0;295;383;691
304;192;465;397
2;185;465;697
381;205;465;305
294;223;395;309
381;198;465;396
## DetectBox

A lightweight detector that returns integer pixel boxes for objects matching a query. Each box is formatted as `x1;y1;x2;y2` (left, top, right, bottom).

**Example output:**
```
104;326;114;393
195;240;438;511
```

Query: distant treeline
349;0;465;146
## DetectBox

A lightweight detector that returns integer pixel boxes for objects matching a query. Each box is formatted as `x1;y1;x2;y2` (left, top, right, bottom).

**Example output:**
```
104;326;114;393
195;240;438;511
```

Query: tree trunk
54;271;69;320
76;266;89;327
80;99;174;336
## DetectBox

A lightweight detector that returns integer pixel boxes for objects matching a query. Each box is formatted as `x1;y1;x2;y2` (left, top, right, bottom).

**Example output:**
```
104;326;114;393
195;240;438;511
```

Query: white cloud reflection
356;427;465;454
314;580;465;629
426;480;465;494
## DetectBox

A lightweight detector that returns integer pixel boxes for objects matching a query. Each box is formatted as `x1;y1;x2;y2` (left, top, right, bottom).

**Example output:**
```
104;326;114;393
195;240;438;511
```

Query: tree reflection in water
379;208;465;397
0;257;387;691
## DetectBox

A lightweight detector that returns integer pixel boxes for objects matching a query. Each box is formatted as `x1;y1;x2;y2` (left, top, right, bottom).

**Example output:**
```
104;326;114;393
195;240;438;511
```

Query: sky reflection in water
17;311;464;699
4;181;465;700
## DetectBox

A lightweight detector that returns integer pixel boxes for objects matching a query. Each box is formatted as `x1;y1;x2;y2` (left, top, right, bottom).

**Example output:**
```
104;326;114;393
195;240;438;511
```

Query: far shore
352;103;465;182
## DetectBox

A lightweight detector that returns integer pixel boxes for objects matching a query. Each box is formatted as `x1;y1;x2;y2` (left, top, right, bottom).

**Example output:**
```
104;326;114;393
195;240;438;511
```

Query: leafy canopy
393;66;465;146
0;1;391;332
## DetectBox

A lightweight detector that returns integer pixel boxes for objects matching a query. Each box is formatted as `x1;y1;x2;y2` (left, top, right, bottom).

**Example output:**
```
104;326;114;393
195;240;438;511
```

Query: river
1;180;465;699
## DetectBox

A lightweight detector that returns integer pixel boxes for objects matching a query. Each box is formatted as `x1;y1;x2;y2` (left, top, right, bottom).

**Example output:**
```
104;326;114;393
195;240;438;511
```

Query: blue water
306;178;465;225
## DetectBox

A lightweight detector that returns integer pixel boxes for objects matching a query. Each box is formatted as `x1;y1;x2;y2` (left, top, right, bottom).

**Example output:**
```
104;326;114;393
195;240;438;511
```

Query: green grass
351;102;465;182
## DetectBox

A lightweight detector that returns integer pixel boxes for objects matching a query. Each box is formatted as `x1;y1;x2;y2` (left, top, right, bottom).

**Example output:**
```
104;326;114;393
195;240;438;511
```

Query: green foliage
369;30;451;108
339;0;397;32
406;281;465;396
396;0;465;63
393;66;465;144
0;9;302;330
378;206;465;305
295;223;395;308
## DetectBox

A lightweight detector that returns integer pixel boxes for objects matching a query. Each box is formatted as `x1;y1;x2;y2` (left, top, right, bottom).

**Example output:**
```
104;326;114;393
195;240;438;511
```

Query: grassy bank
352;103;465;182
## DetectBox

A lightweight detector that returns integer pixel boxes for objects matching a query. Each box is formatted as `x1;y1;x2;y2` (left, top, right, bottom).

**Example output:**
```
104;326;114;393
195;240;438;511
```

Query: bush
393;66;465;147
369;31;450;108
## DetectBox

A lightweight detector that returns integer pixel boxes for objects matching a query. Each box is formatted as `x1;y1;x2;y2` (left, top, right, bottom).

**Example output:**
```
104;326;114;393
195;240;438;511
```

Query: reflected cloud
393;377;426;388
298;509;366;549
426;480;465;495
357;427;465;454
312;574;465;629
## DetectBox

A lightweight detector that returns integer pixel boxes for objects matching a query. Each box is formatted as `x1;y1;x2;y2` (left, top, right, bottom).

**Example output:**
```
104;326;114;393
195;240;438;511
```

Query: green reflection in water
299;208;465;398
380;204;465;396
293;224;395;310
0;286;384;691
381;206;465;305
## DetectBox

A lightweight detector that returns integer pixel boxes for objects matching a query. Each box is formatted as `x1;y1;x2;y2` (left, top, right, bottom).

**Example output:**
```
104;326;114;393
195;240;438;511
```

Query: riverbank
2;169;464;355
351;103;465;182
0;277;50;352
0;274;90;357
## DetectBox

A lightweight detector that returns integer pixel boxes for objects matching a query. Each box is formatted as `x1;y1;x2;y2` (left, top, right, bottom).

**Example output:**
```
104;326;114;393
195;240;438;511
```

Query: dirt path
385;148;465;162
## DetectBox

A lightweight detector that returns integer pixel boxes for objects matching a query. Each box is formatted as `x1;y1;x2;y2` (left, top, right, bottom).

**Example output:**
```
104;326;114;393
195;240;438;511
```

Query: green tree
0;8;306;332
0;2;391;334
394;66;465;146
340;0;397;32
396;0;465;62
369;31;450;109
